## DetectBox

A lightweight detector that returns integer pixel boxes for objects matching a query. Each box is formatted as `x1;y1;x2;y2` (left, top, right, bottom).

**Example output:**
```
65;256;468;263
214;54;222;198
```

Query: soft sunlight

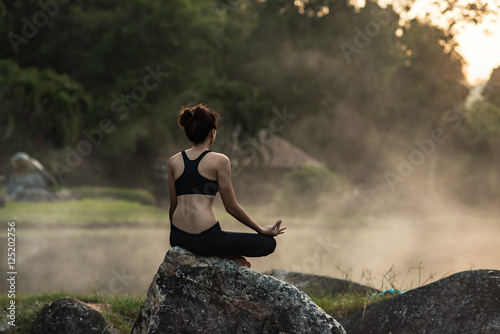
408;0;500;84
354;0;500;83
455;20;500;84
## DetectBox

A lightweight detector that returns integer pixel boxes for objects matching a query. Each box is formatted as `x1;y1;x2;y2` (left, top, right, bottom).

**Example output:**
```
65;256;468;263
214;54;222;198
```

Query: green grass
1;186;154;203
0;199;168;227
306;264;433;320
0;292;145;333
67;187;155;204
0;186;165;227
311;292;391;319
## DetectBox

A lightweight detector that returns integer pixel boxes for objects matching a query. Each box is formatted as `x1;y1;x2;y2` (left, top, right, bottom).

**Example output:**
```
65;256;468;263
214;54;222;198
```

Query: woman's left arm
217;154;286;236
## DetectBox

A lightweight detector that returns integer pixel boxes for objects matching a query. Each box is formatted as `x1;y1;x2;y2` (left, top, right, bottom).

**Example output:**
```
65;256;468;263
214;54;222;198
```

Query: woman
168;104;286;267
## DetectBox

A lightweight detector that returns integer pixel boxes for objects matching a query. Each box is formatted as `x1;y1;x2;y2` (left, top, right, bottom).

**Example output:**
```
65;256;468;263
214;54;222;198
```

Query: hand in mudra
260;220;287;237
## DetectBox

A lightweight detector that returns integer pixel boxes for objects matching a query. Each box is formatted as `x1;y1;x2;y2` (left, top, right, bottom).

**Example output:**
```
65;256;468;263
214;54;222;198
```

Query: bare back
169;149;220;233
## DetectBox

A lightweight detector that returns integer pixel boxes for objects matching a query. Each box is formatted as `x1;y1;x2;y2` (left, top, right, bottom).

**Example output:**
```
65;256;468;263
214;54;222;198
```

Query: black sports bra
174;150;219;196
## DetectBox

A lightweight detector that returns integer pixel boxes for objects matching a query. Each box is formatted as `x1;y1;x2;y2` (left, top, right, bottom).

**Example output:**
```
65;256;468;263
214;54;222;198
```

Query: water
1;214;499;295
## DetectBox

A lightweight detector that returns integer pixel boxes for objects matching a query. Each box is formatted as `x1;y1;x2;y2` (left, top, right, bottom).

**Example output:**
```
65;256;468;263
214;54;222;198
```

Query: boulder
339;269;500;334
12;188;54;202
6;152;58;202
31;297;119;334
131;247;346;334
265;269;377;297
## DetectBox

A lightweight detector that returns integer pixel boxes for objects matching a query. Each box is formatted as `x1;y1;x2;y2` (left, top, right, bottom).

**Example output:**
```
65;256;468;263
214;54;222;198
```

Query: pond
1;214;499;295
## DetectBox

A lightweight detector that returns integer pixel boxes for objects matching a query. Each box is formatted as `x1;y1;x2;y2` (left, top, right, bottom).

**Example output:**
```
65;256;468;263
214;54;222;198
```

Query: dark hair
178;104;219;144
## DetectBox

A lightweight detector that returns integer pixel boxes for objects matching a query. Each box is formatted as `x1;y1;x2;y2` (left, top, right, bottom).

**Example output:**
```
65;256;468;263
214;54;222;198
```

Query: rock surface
131;246;346;334
339;269;500;334
31;297;119;334
265;269;377;297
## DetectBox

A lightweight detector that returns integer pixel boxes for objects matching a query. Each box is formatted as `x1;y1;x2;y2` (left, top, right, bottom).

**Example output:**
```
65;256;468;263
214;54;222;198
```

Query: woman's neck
191;143;210;151
190;133;213;151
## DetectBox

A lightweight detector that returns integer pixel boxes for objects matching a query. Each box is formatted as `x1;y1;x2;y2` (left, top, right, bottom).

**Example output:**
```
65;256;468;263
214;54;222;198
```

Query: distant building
258;135;323;170
232;131;323;181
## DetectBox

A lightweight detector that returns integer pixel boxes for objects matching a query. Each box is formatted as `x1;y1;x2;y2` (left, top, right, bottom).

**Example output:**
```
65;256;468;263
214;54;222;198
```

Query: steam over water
1;189;499;295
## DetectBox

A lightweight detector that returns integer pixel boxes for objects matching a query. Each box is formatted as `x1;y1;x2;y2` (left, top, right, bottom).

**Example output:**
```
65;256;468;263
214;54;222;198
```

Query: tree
0;59;90;153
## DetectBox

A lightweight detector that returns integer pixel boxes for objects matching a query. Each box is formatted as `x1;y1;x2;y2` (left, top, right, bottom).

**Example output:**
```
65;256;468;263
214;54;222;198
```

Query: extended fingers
274;220;286;235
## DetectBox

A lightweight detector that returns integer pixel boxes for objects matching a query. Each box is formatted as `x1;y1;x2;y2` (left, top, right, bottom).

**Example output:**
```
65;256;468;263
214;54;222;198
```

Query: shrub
278;166;343;213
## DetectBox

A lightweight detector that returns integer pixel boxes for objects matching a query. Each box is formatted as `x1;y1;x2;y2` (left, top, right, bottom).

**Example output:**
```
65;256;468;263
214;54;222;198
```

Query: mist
2;173;499;295
1;0;500;299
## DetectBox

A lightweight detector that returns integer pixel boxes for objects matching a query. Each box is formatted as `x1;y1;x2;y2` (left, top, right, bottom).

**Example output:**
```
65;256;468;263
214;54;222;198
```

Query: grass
67;187;155;204
308;263;437;320
1;186;154;202
0;186;166;227
0;199;168;227
311;292;392;319
306;265;421;320
0;292;145;333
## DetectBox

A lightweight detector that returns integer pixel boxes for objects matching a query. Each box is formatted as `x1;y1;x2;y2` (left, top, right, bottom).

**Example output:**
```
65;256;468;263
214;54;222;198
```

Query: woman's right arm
168;156;178;222
217;155;286;236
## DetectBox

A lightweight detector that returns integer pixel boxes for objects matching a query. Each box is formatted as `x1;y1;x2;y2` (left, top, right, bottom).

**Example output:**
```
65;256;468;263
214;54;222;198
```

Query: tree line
1;0;499;205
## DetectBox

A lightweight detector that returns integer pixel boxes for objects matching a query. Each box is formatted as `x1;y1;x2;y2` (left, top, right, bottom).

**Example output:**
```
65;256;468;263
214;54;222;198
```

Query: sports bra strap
175;150;219;196
181;150;211;163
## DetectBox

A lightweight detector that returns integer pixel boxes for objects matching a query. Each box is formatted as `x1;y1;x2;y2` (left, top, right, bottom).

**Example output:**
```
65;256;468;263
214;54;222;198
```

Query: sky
364;0;500;85
405;0;500;85
455;20;500;84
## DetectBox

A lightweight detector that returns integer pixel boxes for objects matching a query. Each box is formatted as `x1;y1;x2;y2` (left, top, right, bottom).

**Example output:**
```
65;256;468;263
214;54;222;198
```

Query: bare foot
225;256;251;268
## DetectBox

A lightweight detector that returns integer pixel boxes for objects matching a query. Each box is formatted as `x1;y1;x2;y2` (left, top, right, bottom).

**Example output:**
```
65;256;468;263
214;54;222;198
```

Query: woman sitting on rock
168;104;286;267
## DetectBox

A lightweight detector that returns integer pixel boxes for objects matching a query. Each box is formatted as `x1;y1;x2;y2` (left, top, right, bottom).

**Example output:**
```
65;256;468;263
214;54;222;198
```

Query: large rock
265;269;377;297
11;188;55;202
31;297;119;334
131;247;346;334
339;269;500;334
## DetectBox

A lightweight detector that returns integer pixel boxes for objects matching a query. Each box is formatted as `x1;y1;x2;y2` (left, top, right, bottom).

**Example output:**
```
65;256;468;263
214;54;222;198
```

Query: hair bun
192;105;204;115
177;103;219;143
178;108;194;128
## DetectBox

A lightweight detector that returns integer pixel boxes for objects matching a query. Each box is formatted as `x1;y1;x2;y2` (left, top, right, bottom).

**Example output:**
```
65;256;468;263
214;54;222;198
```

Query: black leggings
169;222;276;257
